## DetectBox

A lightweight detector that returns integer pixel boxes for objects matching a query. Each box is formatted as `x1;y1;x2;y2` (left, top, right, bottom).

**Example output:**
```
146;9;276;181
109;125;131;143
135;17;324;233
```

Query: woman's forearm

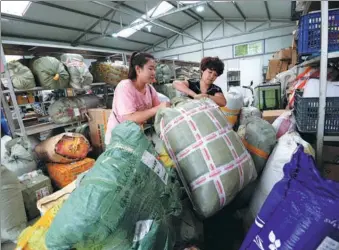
209;95;226;107
123;106;159;124
173;81;196;97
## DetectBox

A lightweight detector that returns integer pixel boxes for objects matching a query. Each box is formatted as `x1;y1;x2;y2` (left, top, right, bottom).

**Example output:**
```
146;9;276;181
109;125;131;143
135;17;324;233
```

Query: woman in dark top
173;57;226;106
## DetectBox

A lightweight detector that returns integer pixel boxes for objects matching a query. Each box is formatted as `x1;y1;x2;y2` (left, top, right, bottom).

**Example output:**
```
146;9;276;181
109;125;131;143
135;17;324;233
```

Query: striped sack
155;98;256;218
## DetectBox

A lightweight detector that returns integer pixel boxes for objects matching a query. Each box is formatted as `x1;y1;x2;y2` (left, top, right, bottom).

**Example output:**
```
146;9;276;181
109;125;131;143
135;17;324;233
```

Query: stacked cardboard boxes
266;47;298;81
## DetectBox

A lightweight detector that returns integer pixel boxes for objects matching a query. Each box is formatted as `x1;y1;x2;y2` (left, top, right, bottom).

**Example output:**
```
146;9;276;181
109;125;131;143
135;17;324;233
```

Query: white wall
151;22;296;89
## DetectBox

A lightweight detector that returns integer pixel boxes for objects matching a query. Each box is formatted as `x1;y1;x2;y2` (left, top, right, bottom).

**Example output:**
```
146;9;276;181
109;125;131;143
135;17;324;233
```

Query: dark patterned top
187;79;222;97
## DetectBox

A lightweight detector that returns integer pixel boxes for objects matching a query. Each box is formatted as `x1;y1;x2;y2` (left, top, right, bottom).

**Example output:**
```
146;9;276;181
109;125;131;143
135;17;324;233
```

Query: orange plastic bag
47;158;94;188
35;133;90;163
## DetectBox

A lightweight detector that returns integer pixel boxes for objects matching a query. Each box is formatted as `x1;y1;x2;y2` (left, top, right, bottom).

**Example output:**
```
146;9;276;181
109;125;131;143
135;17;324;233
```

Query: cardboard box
291;48;297;66
278;47;292;60
266;60;289;80
88;108;112;153
262;109;286;124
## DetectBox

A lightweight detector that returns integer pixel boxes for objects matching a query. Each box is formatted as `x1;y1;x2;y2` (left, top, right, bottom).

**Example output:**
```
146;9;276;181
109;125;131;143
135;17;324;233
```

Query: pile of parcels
2;95;339;250
266;46;297;81
1;54;129;92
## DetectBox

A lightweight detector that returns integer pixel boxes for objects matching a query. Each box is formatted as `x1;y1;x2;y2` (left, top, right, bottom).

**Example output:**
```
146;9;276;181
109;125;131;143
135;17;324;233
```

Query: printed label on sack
141;151;168;185
35;186;50;200
316;237;339;250
73;108;80;117
133;220;153;242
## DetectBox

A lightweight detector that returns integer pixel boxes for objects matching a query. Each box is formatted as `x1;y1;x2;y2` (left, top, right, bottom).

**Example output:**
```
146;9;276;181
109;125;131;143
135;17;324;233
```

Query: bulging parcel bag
7;61;36;90
240;146;339;250
46;121;182;250
60;54;93;90
237;117;276;174
35;133;90;163
155;98;256;218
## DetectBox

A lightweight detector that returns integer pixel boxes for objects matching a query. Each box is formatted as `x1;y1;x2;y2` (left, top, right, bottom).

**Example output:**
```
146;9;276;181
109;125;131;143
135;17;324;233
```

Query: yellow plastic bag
16;200;64;250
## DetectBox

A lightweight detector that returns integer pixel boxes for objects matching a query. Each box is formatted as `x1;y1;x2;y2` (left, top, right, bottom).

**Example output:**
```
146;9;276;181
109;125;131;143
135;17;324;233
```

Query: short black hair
200;56;224;76
128;51;155;80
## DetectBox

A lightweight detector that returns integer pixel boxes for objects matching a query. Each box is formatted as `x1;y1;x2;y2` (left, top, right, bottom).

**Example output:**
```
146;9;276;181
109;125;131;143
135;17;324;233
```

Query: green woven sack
7;61;36;90
60;54;93;90
30;57;69;89
46;121;182;250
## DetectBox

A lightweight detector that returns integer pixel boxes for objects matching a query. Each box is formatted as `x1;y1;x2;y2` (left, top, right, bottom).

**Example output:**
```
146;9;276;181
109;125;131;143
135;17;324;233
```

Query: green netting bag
45;121;182;250
30;57;69;89
7;61;36;90
60;54;93;90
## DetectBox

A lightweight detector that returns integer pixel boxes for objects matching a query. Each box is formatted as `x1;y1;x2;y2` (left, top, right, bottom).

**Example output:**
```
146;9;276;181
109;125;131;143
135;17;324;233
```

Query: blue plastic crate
298;9;339;55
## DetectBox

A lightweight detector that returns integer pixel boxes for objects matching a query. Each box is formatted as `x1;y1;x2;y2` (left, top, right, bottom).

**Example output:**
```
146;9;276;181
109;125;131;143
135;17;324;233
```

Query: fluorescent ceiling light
1;1;31;16
196;6;204;12
115;1;174;38
179;1;200;4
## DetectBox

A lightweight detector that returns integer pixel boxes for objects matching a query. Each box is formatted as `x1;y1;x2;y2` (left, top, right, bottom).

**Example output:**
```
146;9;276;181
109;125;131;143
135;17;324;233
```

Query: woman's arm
209;92;226;107
123;102;169;124
173;80;197;98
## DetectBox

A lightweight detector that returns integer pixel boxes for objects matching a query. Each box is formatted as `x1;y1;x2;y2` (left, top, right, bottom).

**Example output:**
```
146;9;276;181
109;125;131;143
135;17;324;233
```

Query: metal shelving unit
0;44;125;138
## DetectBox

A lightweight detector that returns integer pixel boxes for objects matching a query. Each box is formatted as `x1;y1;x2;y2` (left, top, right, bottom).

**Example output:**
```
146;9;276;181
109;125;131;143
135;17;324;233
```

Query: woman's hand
194;94;209;99
158;102;171;109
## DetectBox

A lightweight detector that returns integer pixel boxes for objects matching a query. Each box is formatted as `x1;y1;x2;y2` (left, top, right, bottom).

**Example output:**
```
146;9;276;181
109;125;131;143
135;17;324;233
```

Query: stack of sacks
240;147;339;250
189;67;200;79
155;98;257;218
156;64;172;84
45;122;182;249
7;60;36;90
90;61;128;86
154;83;178;100
244;132;314;229
220;91;243;128
35;133;94;189
48;95;101;124
176;67;190;80
60;54;93;90
30;56;70;89
1;166;27;243
18;170;53;221
272;110;296;139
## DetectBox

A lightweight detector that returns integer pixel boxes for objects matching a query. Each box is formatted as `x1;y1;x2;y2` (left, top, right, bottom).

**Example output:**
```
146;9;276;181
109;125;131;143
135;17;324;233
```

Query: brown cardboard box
266;60;289;80
88;108;112;153
291;48;297;67
262;109;286;124
278;47;292;60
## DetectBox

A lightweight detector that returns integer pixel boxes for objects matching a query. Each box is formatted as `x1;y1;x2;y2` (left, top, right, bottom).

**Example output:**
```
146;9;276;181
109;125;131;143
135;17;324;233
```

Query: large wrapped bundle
272;110;296;139
155;98;256;218
7;61;36;90
48;95;100;124
46;121;182;250
35;133;90;163
240;147;339;250
60;54;93;90
245;132;314;227
90;61;128;86
19;170;53;220
156;64;172;84
2;137;37;177
154;83;178;100
220;91;243;128
30;57;69;89
239;107;262;125
47;158;95;188
1;166;27;243
237;117;276;174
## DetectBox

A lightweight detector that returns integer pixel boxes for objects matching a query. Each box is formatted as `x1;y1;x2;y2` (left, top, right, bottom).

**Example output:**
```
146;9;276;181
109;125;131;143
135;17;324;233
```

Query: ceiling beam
120;1;206;30
166;1;200;21
2;13;153;47
207;3;224;20
143;21;200;52
115;2;182;30
203;18;293;23
34;2;167;39
92;1;203;43
264;1;271;21
232;2;246;20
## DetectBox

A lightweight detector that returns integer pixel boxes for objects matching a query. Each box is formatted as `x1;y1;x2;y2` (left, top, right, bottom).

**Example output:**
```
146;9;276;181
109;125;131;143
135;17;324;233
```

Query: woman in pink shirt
105;52;170;145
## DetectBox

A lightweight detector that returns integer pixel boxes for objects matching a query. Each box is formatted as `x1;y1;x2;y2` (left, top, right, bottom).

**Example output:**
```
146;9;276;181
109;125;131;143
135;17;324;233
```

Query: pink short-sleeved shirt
105;79;160;145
